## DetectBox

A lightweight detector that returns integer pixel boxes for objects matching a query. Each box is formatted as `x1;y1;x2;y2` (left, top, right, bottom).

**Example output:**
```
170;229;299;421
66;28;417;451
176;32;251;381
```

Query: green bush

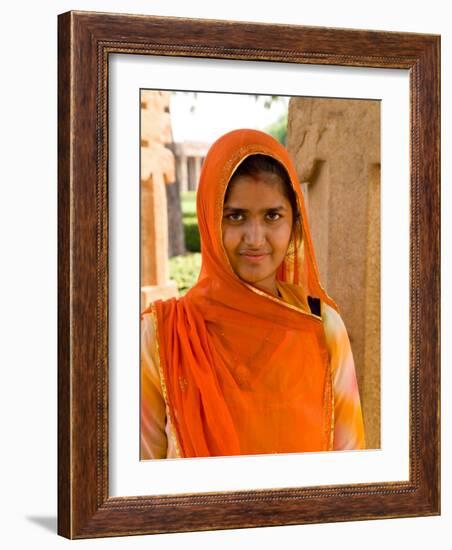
184;220;200;252
169;252;202;295
181;191;201;252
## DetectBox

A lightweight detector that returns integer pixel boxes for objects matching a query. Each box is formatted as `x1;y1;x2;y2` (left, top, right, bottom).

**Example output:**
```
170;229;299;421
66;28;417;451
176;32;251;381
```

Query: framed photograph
58;10;440;538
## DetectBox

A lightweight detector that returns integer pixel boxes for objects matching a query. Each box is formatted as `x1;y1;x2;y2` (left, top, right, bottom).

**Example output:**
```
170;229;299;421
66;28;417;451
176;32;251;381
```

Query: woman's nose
243;220;266;246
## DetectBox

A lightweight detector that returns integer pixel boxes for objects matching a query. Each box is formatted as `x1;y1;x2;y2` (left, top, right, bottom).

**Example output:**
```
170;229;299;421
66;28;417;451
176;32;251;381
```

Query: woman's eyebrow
223;205;287;213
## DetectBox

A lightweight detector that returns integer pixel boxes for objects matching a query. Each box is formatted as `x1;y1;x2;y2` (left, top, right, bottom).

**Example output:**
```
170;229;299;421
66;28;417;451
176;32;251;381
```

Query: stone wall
287;97;381;449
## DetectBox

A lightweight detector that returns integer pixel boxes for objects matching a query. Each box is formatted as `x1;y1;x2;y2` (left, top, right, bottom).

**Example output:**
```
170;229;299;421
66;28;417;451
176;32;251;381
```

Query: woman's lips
240;252;269;262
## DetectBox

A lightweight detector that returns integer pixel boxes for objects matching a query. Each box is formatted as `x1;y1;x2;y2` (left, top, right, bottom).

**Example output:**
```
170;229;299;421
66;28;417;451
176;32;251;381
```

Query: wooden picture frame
57;10;440;539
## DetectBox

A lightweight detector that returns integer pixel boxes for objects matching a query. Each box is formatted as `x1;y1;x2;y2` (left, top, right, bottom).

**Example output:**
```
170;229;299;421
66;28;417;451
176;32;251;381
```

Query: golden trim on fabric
244;281;322;321
319;302;335;451
329;375;335;451
149;304;183;459
322;363;334;451
290;166;338;312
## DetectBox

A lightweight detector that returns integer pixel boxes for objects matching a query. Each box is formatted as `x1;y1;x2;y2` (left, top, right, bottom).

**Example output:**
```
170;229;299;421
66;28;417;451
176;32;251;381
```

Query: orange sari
142;129;345;458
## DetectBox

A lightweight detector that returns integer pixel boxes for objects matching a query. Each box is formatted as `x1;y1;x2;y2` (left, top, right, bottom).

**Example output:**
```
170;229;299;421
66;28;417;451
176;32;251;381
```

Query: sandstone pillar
194;155;202;191
140;91;178;310
178;152;188;193
287;97;381;449
187;157;195;191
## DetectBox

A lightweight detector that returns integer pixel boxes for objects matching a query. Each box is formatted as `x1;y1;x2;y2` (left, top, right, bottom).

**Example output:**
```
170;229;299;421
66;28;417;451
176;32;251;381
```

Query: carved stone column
287;97;381;449
194;155;202;191
178;153;188;193
140;90;178;310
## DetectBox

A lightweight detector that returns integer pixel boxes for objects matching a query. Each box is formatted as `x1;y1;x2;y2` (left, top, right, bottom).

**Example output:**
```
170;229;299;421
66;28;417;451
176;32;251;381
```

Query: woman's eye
267;212;281;221
226;213;243;222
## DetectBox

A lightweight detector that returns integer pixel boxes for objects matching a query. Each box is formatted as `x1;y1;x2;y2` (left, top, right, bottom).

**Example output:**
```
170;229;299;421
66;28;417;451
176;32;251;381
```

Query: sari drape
141;128;361;458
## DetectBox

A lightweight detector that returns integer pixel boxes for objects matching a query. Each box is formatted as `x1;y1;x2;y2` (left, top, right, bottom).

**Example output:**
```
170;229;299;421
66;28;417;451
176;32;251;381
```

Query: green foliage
168;191;202;295
184;219;201;252
265;112;288;145
181;191;201;252
169;253;202;296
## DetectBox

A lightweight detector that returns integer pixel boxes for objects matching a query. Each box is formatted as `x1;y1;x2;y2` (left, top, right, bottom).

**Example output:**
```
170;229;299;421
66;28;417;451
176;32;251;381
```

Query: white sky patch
169;91;289;142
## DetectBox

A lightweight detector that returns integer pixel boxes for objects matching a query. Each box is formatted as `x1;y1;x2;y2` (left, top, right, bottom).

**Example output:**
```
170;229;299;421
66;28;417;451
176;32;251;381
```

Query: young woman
140;128;365;459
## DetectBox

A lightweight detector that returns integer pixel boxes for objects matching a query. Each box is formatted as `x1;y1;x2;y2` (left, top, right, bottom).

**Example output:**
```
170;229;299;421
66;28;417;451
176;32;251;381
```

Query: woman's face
222;174;294;296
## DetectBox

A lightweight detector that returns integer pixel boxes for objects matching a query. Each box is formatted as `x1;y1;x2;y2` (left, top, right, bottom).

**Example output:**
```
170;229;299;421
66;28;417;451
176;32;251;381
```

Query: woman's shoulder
140;294;181;322
141;306;153;321
321;302;347;330
321;302;350;356
141;304;159;357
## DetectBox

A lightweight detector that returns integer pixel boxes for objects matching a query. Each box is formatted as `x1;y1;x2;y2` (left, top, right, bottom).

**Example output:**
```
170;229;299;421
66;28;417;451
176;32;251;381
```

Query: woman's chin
237;269;273;287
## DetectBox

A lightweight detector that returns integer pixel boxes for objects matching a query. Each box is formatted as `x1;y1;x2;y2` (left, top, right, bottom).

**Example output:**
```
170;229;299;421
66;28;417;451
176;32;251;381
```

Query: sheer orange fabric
142;128;341;458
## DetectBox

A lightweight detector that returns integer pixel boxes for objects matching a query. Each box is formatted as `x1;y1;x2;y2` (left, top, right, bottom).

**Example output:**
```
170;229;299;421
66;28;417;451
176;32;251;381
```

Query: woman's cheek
273;222;292;246
222;226;240;255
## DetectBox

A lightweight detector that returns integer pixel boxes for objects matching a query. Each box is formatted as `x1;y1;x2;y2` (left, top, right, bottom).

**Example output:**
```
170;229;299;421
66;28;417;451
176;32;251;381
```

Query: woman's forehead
224;175;291;204
223;177;290;210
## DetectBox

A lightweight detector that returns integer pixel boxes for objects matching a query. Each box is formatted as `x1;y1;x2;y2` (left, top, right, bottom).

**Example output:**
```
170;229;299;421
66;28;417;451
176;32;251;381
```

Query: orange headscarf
143;129;339;458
